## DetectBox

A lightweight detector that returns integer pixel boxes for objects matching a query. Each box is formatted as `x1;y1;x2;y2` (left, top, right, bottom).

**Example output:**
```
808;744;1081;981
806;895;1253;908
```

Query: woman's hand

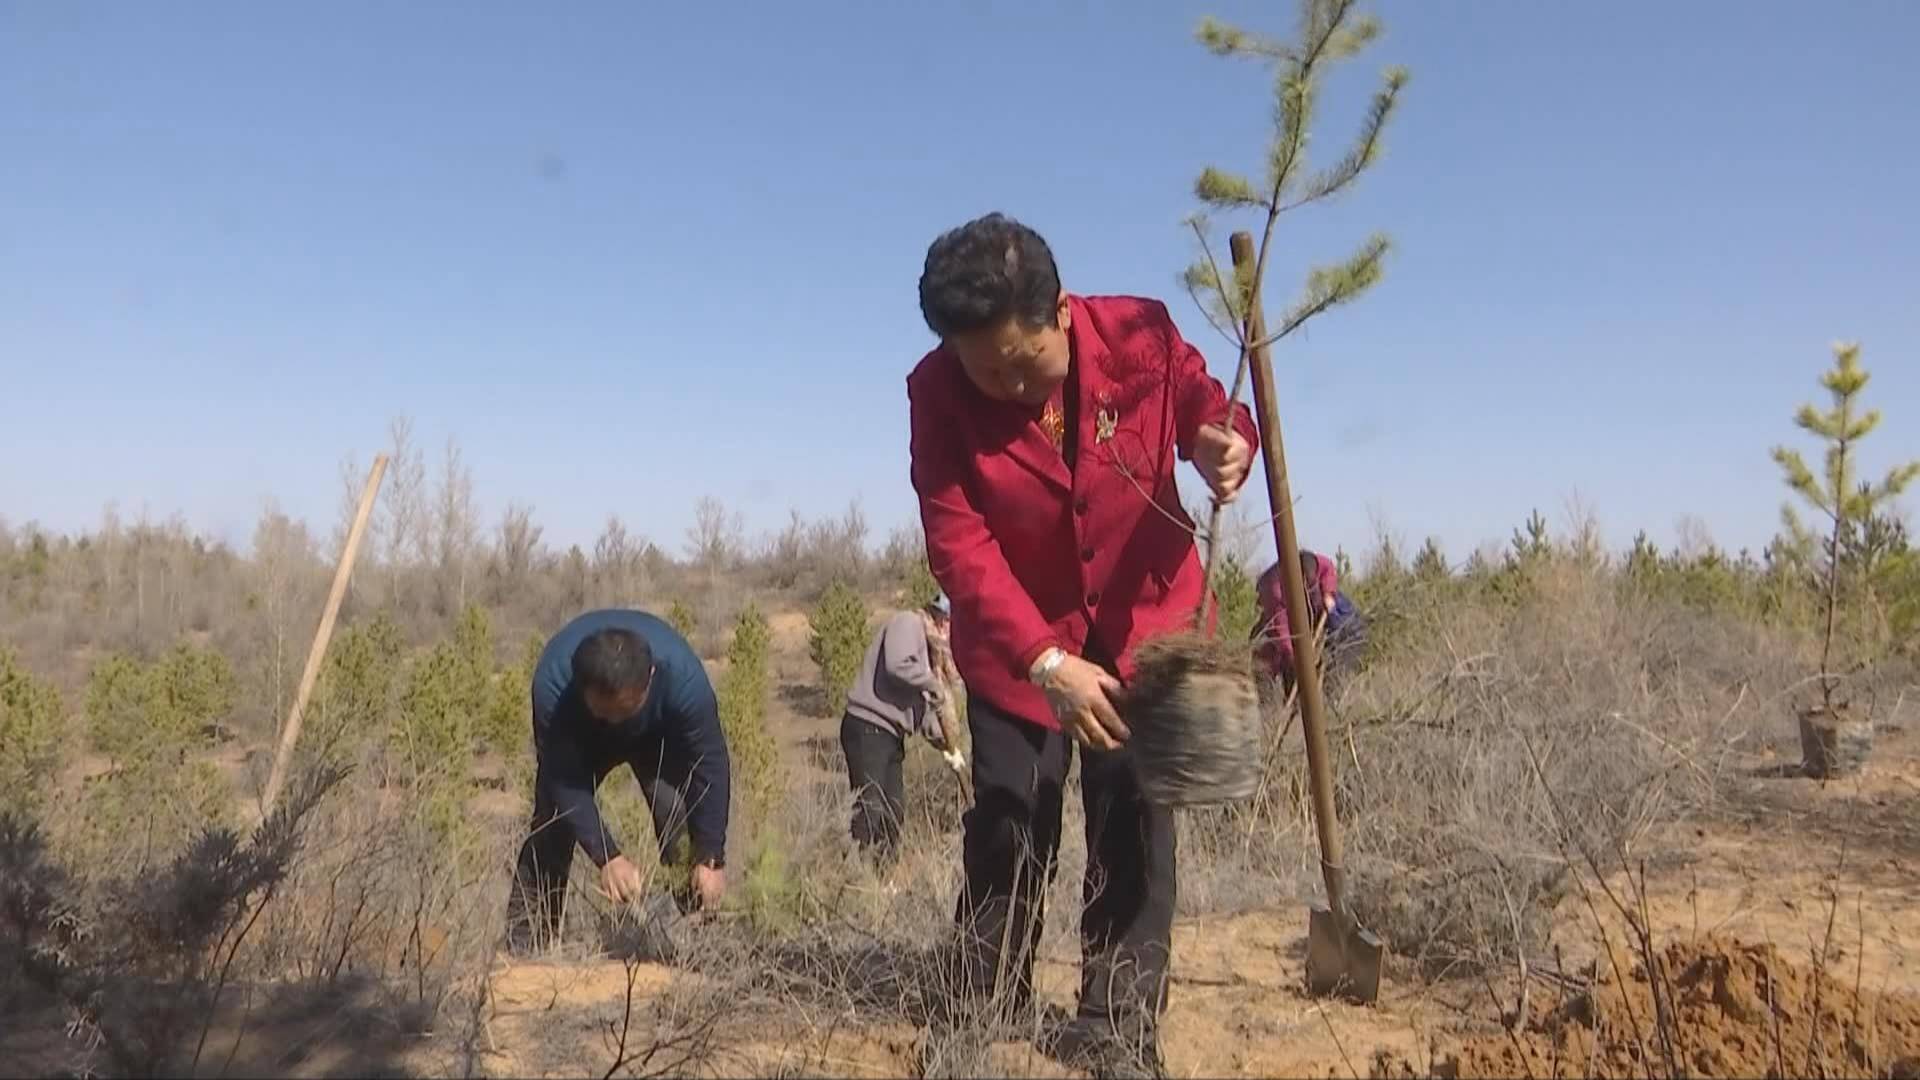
1039;652;1130;751
1193;423;1253;503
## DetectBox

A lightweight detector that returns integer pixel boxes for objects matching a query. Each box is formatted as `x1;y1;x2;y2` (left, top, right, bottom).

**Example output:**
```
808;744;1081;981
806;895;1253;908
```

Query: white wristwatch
1029;646;1068;688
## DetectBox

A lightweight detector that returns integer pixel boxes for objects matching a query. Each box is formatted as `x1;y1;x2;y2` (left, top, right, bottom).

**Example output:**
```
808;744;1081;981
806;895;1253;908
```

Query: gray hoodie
844;610;948;743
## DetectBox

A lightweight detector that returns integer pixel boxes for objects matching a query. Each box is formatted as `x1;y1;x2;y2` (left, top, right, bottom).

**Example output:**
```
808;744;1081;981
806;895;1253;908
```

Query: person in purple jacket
1254;549;1369;699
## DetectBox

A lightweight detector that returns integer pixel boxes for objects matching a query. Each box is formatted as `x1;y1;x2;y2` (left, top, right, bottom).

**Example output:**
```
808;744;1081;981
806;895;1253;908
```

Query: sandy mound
1423;936;1920;1079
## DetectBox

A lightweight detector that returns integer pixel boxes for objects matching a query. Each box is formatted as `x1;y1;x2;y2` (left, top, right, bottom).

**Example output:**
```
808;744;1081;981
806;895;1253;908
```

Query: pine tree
1183;0;1407;373
0;648;66;818
1509;510;1550;566
1181;0;1407;623
1411;537;1449;583
902;555;941;612
719;603;780;824
1771;341;1920;714
79;644;238;866
807;580;870;718
666;599;698;642
1214;553;1262;645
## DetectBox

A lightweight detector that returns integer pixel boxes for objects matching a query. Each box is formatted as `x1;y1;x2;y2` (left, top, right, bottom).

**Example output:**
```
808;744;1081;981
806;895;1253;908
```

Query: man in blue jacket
505;608;732;955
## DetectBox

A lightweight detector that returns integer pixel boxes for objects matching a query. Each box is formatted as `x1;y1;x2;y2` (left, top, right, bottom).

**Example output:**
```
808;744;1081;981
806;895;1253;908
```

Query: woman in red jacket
907;212;1255;1075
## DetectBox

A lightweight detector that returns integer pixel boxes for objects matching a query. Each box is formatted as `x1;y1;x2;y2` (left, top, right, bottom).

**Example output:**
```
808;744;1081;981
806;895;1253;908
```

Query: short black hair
572;628;653;696
1300;550;1320;580
917;212;1062;339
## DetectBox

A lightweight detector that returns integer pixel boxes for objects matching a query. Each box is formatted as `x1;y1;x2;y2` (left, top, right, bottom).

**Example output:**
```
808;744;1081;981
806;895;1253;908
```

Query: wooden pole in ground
258;453;389;820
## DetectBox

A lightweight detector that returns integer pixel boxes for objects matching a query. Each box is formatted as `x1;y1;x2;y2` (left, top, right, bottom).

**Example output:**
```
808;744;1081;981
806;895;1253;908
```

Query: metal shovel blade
1305;904;1385;1004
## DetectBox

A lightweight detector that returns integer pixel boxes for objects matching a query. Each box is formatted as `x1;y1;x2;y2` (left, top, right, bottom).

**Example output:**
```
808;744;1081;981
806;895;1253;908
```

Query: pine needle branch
1285;66;1408;211
1181;216;1250;346
1196;15;1300;63
1183;0;1403;361
1250;233;1391;351
1195;166;1269;210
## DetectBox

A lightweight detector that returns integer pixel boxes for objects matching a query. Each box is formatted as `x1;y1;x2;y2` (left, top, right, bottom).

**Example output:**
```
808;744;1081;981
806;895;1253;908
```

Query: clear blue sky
5;1;1917;567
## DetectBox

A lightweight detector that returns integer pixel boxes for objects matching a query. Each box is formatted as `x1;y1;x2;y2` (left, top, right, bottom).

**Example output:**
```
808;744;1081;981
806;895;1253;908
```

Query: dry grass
1178;557;1806;984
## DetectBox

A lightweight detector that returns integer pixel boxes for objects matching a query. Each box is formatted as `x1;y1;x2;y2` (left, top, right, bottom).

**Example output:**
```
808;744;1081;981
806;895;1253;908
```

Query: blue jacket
531;609;731;867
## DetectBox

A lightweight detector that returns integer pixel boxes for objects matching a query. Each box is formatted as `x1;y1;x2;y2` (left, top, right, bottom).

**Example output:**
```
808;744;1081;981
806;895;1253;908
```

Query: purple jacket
1254;553;1339;677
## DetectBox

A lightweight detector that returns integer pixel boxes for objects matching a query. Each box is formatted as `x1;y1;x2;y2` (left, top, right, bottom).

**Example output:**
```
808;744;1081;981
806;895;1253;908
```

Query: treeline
0;418;931;718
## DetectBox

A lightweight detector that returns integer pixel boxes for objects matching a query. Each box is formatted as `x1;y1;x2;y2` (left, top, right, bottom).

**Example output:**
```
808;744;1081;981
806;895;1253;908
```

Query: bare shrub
1184;549;1801;982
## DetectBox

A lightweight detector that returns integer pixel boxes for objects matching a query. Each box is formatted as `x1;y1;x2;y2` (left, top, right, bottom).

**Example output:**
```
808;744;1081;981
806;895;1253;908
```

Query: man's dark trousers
943;693;1175;1049
506;736;694;952
840;713;907;864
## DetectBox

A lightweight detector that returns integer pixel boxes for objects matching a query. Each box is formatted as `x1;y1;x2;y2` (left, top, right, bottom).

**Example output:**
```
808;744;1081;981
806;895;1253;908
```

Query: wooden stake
258;453;389;820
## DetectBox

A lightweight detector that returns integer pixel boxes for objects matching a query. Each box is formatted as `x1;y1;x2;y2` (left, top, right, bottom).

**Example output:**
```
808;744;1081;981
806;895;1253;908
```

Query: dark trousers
505;738;692;952
944;694;1176;1045
841;713;907;864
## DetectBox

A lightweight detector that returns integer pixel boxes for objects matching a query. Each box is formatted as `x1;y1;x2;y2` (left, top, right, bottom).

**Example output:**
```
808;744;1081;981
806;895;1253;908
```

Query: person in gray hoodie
840;592;964;864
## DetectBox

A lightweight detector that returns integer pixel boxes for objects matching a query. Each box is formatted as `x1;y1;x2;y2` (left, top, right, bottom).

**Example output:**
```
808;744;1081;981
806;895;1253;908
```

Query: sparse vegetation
3;473;1917;1076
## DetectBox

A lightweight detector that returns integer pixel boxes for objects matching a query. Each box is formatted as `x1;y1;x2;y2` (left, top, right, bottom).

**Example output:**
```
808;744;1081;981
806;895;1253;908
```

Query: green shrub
0;648;66;818
901;555;940;611
807;579;869;718
481;631;543;757
714;602;795;925
77;644;238;866
1411;537;1449;582
1213;553;1261;646
666;599;698;641
719;604;780;819
85;644;237;767
306;611;405;767
391;604;497;844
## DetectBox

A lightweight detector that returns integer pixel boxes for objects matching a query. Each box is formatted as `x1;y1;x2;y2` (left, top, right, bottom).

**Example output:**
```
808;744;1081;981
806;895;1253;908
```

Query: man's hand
600;855;646;905
1040;653;1130;751
1194;423;1253;503
690;862;727;910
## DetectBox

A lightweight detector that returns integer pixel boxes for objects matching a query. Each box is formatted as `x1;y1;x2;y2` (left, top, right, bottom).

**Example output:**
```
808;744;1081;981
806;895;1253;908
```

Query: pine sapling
1771;340;1919;773
807;580;870;719
1182;0;1406;624
1128;0;1408;812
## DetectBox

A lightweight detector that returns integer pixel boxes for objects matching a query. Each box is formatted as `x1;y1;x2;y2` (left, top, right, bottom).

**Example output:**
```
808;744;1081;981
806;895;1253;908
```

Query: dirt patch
1722;746;1920;866
1422;936;1920;1078
767;611;814;655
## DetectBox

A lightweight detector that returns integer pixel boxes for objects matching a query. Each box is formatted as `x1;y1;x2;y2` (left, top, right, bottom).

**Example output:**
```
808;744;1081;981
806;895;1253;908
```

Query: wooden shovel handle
258;453;388;820
1229;231;1348;917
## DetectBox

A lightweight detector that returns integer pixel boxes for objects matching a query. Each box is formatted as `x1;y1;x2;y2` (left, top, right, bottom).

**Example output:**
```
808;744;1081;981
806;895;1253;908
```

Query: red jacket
907;294;1260;731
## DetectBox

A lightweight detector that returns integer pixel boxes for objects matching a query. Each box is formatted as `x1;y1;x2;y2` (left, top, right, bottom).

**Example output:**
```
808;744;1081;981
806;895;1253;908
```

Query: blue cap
925;591;951;617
